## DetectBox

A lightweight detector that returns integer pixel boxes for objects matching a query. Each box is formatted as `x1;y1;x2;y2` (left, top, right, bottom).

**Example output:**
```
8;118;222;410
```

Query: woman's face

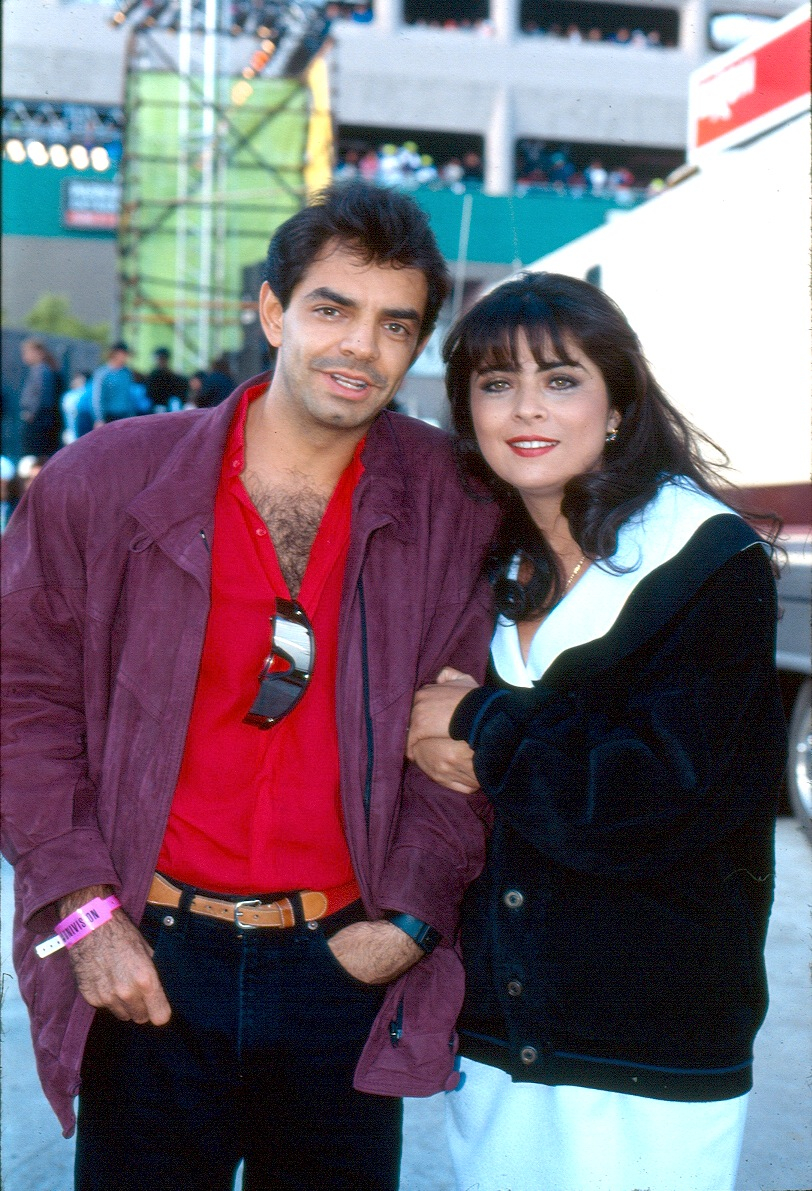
469;330;619;522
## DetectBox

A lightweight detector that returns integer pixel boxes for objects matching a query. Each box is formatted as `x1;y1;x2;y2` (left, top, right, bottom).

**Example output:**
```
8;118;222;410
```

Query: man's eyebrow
381;306;421;324
304;286;421;326
304;286;358;308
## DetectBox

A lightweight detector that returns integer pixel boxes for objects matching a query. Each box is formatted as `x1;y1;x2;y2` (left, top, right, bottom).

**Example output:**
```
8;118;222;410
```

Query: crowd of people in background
519;21;673;45
515;142;665;199
335;142;483;192
323;4;675;45
325;3;374;23
3;338;236;531
335;139;659;199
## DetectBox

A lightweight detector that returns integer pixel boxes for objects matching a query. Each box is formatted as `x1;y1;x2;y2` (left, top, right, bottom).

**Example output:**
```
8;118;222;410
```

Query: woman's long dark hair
444;272;778;620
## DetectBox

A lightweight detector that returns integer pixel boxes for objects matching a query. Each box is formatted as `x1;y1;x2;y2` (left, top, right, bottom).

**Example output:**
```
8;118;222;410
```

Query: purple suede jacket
1;381;499;1135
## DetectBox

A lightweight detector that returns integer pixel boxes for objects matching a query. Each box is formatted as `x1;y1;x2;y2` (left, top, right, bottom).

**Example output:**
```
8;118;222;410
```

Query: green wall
411;187;639;266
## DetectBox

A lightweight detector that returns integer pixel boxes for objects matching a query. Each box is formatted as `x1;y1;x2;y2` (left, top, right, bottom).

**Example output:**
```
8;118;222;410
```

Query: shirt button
520;1046;538;1065
232;459;240;468
507;980;523;997
255;527;266;536
503;889;524;909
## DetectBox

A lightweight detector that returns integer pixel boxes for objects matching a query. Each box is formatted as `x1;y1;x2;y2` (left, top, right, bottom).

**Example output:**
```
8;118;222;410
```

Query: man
195;353;235;408
145;346;188;411
18;336;62;456
2;183;498;1191
90;340;139;422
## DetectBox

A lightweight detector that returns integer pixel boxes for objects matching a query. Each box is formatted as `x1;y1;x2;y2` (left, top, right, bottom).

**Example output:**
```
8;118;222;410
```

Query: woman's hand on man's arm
407;668;481;794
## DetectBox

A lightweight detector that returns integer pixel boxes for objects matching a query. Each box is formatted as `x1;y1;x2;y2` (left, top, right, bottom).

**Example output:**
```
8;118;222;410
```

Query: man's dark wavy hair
263;182;450;342
444;271;777;620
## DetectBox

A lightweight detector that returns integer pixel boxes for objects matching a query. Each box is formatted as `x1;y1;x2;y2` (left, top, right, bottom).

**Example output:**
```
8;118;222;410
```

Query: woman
18;338;62;457
407;272;785;1191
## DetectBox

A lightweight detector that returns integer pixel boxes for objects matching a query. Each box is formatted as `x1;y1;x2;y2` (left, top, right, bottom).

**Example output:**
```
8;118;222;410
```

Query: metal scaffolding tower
113;0;332;371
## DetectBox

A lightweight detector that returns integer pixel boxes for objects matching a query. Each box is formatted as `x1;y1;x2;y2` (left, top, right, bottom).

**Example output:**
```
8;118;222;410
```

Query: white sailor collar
492;478;739;687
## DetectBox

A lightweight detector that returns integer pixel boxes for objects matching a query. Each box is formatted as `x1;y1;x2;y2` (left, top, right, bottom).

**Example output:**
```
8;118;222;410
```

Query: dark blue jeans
75;900;402;1191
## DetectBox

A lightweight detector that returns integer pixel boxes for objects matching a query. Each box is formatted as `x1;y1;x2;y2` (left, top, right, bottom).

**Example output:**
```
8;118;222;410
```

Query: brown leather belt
147;872;329;929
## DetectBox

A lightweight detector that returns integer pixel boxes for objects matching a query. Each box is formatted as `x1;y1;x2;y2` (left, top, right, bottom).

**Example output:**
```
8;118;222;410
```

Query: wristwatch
387;912;441;955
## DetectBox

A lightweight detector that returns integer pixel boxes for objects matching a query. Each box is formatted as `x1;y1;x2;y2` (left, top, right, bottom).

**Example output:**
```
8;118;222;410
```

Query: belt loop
177;884;196;923
291;892;307;927
159;881;193;940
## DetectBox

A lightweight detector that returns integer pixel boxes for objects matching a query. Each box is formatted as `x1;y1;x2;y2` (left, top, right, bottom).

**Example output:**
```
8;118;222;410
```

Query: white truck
525;5;811;837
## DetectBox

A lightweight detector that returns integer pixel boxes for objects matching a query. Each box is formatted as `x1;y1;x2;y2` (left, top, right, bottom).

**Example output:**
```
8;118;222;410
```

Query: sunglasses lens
273;615;312;674
244;670;305;727
243;598;315;729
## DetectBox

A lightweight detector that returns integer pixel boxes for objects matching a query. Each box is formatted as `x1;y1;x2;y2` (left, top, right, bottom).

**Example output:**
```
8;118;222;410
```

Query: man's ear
258;281;284;349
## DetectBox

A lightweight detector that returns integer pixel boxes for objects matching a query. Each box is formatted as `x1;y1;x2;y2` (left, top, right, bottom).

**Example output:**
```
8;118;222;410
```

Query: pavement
2;818;811;1191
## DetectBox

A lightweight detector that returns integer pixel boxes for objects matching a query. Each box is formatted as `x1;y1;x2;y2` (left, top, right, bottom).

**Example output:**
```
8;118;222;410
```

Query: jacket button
503;889;524;909
520;1046;538;1065
507;980;523;997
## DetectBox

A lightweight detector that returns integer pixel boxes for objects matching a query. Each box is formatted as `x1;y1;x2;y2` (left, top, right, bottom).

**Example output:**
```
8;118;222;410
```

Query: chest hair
243;472;330;597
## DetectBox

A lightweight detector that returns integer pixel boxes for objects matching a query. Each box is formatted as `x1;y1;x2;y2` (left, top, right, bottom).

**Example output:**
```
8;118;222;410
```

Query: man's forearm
57;884;116;919
328;920;423;985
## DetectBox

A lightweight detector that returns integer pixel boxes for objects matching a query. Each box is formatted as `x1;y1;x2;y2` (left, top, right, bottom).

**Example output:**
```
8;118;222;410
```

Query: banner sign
688;6;810;162
62;177;122;230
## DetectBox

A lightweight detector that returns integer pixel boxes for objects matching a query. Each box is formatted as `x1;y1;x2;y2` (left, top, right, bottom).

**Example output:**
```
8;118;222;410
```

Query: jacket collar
125;380;255;566
356;411;417;544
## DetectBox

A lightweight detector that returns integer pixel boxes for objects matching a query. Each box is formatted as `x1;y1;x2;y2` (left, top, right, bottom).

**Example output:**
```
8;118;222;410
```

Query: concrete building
2;0;796;398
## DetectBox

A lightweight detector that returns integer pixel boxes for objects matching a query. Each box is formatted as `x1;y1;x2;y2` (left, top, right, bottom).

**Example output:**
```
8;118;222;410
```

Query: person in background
18;338;62;456
187;369;209;408
91;342;137;424
0;455;16;533
198;354;234;408
146;347;188;413
2;182;498;1191
407;271;785;1191
61;372;90;445
15;454;49;494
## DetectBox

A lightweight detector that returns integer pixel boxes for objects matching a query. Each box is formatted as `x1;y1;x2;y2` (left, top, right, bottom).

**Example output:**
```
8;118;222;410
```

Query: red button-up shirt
157;384;362;906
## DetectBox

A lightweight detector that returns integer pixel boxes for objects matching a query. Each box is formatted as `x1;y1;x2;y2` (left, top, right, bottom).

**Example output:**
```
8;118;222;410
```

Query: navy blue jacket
451;514;785;1102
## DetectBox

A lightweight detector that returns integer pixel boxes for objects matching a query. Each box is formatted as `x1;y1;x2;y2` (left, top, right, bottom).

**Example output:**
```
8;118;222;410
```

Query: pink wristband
35;895;121;959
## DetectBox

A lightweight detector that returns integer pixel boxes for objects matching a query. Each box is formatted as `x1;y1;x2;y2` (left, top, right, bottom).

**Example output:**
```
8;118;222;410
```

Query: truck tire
786;679;812;844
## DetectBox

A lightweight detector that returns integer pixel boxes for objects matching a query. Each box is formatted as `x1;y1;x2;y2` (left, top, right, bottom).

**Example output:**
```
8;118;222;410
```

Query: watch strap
387;912;441;955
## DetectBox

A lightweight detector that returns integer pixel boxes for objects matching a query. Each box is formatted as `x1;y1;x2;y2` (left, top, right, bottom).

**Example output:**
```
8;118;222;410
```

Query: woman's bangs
462;307;520;373
463;293;561;372
522;316;578;371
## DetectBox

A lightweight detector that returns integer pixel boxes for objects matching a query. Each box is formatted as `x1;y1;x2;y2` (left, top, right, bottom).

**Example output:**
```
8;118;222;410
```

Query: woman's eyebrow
537;358;583;370
476;358;584;374
476;362;519;375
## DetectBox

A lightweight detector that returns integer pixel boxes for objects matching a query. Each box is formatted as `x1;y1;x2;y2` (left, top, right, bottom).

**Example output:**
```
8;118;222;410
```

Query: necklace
563;554;587;590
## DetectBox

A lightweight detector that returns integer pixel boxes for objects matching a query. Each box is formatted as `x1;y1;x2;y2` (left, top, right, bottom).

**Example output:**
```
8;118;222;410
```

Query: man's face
259;240;429;438
110;350;129;371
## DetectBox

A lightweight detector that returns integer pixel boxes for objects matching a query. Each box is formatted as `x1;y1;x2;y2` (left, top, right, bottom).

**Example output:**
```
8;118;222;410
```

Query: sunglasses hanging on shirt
244;598;315;729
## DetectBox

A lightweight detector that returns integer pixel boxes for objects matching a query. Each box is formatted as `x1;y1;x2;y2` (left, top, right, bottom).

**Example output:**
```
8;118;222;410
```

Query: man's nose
340;321;379;359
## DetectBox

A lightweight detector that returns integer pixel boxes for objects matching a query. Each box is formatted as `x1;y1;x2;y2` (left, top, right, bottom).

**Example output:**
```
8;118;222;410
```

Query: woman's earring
605;426;618;443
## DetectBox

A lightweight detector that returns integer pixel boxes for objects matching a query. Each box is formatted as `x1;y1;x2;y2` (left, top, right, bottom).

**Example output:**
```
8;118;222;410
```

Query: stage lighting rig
109;0;331;80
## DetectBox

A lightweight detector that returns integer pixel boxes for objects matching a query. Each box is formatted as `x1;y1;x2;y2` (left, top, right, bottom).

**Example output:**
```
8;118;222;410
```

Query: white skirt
445;1057;749;1191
